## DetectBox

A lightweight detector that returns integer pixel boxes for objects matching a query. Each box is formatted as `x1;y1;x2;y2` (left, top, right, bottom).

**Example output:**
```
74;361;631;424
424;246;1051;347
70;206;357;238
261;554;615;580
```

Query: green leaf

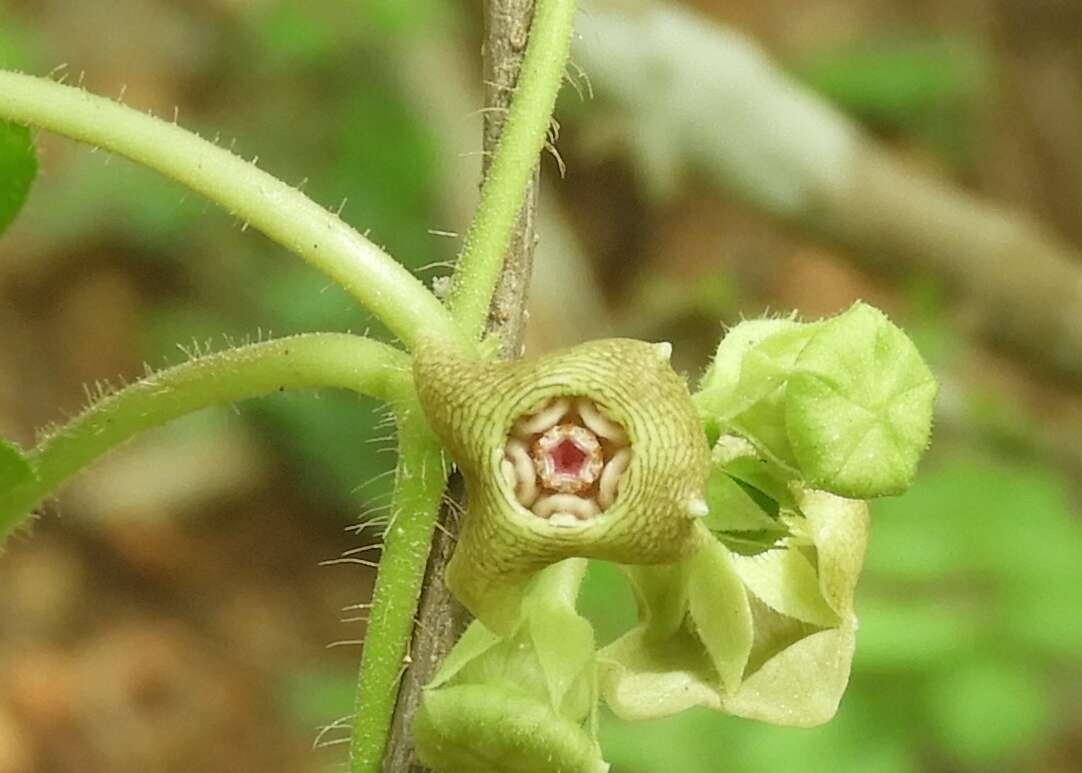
0;121;36;235
414;684;609;773
785;303;936;498
0;438;34;493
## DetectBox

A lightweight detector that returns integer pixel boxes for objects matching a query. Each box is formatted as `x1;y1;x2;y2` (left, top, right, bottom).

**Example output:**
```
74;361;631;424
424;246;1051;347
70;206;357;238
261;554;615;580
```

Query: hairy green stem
0;333;410;539
448;0;578;341
0;70;460;349
350;399;448;773
346;3;578;769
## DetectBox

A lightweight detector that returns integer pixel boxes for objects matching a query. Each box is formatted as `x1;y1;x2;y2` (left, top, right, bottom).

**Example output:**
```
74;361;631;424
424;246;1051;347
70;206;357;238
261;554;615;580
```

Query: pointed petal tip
688;495;709;518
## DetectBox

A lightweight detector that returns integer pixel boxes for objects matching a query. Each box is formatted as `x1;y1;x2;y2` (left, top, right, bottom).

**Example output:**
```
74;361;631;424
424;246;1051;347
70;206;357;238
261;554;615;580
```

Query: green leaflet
415;560;608;773
0;121;36;235
695;302;936;499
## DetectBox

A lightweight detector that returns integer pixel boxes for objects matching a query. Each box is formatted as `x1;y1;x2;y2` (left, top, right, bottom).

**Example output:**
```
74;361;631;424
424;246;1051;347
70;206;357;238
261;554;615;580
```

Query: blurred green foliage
793;38;987;165
0;121;34;235
0;3;36;236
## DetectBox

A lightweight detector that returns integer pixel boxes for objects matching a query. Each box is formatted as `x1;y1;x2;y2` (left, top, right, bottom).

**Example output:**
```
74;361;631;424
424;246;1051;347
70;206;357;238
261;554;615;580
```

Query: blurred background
0;0;1081;771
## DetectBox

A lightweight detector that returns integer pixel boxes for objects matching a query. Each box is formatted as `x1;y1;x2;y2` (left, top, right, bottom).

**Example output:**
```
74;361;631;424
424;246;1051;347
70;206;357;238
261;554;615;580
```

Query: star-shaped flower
414;337;711;632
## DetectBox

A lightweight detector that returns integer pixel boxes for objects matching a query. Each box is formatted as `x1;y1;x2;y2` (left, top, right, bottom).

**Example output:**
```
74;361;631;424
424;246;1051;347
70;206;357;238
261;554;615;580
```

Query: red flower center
551;437;588;475
532;424;604;494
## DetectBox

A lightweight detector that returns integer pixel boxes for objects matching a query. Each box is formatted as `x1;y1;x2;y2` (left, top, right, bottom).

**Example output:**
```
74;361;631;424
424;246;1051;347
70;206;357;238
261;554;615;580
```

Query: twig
381;2;543;770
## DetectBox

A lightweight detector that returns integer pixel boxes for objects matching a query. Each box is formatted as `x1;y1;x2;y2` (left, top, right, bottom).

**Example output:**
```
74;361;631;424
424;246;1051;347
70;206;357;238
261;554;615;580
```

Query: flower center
533;424;603;494
502;397;632;525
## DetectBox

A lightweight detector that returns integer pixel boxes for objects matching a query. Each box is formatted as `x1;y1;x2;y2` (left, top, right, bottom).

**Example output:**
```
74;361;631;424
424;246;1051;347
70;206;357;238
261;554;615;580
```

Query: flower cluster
412;302;936;773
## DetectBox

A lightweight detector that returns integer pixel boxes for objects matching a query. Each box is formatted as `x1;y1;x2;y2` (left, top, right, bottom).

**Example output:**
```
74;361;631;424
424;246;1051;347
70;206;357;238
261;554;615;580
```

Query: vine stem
349;1;579;770
0;70;460;350
0;334;411;541
349;405;447;773
448;0;579;341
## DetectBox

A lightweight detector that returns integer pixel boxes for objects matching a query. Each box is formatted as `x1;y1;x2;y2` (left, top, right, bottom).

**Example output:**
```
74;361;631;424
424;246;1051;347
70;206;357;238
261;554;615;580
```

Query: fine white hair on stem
313;714;355;750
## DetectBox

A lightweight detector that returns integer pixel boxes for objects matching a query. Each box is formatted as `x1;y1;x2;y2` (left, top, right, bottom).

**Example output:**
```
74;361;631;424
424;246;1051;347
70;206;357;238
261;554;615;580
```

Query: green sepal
0;121;36;235
599;490;868;728
723;487;868;725
427;620;502;691
696;317;804;438
713;434;798;510
598;626;721;720
732;543;839;628
702;464;788;556
721;622;857;727
526;560;597;715
599;528;753;720
416;560;606;772
414;684;609;773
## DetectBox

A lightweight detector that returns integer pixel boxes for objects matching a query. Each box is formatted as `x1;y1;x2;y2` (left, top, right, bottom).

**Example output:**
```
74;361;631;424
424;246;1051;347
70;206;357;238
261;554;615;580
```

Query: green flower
599;486;868;727
413;337;711;632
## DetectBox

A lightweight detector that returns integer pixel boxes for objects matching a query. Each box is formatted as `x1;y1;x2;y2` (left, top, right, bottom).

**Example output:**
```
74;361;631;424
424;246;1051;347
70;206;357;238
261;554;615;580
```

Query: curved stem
0;333;411;539
448;0;578;341
0;70;460;350
349;396;448;773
